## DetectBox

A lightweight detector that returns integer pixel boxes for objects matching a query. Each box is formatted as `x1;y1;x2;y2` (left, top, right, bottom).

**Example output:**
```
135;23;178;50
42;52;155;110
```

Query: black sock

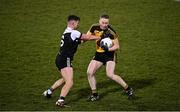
125;87;130;91
60;96;65;100
49;87;54;92
93;93;98;97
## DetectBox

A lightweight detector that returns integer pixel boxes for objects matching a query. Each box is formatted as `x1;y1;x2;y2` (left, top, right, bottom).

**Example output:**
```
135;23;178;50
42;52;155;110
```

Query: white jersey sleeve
71;30;82;41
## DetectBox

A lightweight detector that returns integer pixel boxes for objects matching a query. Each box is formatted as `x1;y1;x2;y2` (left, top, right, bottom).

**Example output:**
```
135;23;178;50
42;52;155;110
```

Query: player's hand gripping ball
100;38;113;51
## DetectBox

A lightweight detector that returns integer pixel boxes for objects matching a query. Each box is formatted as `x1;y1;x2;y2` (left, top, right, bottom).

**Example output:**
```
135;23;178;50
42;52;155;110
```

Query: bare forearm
109;38;120;51
109;44;119;51
88;35;100;40
81;34;100;41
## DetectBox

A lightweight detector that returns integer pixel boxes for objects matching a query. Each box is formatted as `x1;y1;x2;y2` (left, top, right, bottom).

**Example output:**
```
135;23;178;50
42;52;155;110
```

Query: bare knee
65;80;73;88
87;70;94;77
106;73;114;79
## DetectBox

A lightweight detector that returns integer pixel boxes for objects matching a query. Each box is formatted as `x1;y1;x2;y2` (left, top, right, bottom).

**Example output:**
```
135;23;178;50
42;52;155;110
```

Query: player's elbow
115;45;120;50
117;45;120;49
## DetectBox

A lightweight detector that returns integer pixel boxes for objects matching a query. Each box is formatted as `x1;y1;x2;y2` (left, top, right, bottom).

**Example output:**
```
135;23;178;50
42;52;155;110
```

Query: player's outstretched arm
81;34;100;41
109;38;120;51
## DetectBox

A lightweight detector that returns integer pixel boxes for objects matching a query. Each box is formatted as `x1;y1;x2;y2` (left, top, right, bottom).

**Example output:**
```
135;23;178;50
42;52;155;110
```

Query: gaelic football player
86;14;134;101
43;15;100;107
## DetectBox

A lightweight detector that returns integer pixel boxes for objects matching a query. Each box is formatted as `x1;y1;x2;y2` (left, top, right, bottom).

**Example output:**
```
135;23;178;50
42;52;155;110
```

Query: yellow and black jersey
87;23;119;53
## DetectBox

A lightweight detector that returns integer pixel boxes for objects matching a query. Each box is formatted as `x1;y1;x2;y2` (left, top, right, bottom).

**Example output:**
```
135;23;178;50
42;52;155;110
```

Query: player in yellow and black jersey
87;23;118;65
86;14;134;101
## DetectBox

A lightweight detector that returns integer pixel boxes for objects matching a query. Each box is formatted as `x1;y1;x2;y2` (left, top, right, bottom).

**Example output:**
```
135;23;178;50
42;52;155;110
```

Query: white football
100;38;113;48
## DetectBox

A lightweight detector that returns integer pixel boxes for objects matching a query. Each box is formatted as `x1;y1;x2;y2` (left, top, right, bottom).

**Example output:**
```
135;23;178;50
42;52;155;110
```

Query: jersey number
60;35;64;47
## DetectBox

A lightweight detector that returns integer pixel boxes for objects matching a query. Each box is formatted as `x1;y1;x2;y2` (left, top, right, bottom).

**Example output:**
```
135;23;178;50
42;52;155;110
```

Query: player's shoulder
71;30;81;38
64;27;81;35
90;23;100;29
108;25;117;34
91;23;100;27
88;23;100;33
72;29;81;34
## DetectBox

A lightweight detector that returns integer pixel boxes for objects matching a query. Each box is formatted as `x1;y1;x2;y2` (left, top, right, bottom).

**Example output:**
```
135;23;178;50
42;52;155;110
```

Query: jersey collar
67;27;73;30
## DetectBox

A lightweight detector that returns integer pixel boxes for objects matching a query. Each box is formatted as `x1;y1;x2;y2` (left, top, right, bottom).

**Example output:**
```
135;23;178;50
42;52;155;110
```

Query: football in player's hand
100;38;113;49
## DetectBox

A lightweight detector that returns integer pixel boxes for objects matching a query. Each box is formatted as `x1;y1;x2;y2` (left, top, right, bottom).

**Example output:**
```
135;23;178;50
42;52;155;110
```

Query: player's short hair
68;15;80;21
100;14;109;19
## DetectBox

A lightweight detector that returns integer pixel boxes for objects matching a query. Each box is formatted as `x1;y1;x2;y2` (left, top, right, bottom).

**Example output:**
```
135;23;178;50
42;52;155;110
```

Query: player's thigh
60;67;73;82
106;61;116;75
87;60;103;75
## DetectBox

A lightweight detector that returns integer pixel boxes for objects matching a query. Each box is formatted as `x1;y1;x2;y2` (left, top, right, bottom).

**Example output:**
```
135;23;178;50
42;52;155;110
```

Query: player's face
74;20;79;29
99;18;109;30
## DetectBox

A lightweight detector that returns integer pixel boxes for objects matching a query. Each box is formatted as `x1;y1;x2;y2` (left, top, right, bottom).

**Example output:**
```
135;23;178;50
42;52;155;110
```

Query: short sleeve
71;30;82;41
87;24;98;34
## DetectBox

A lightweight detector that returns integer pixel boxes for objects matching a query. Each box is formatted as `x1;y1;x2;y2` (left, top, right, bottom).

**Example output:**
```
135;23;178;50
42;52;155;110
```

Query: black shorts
55;54;73;70
93;52;116;65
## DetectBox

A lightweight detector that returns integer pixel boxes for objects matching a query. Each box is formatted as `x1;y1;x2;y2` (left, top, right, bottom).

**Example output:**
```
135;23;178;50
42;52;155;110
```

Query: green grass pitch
0;0;179;111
